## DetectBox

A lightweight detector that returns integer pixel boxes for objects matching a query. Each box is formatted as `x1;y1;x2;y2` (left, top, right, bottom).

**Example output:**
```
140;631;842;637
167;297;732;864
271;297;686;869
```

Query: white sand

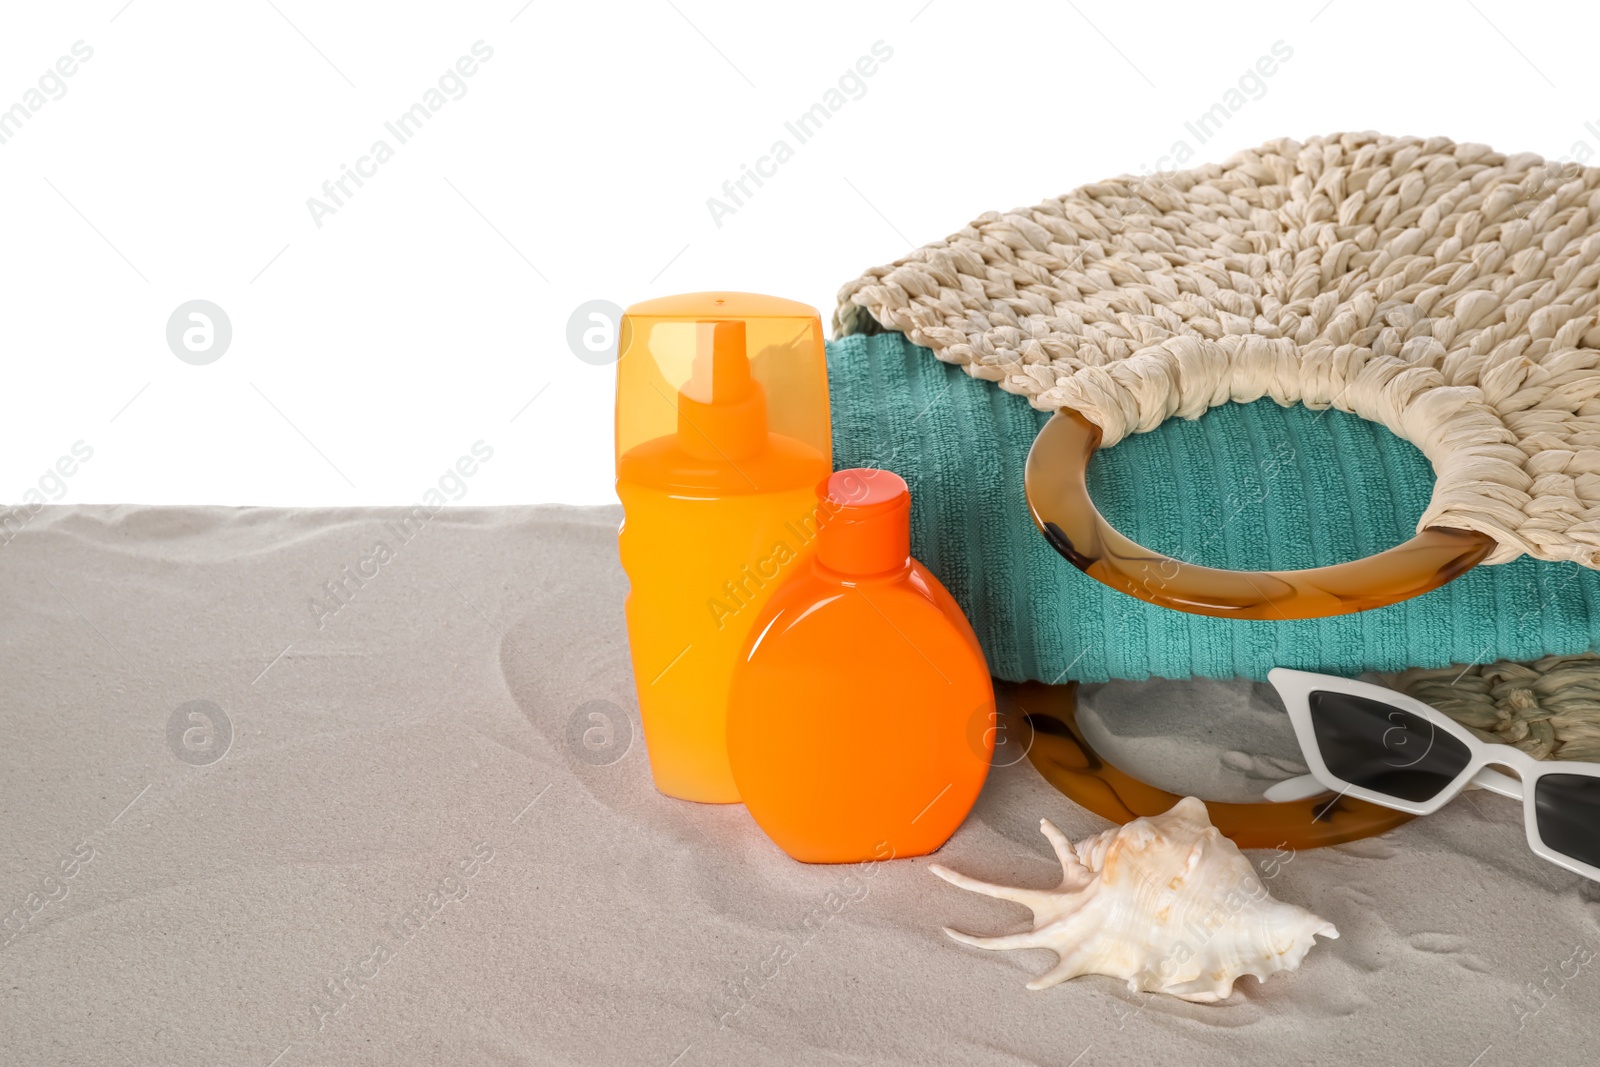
2;504;1597;1066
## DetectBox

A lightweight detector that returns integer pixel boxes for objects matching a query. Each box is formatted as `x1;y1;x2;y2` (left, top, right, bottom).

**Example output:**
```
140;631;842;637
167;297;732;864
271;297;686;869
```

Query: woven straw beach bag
824;133;1600;722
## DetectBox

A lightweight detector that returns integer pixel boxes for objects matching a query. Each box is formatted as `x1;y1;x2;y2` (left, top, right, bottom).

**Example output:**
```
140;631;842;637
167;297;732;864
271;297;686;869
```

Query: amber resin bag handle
1006;682;1416;850
1024;410;1497;620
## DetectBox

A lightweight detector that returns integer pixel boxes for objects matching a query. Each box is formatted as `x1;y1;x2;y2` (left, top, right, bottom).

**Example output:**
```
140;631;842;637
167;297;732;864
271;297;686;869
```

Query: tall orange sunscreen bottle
727;468;995;862
615;293;831;803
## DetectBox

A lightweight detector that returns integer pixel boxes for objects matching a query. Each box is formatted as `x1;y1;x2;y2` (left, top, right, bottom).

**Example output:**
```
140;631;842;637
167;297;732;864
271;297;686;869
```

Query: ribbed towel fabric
826;331;1600;682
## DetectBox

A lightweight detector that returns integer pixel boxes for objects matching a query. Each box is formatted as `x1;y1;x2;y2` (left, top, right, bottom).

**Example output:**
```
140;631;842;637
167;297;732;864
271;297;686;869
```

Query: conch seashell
931;797;1337;1002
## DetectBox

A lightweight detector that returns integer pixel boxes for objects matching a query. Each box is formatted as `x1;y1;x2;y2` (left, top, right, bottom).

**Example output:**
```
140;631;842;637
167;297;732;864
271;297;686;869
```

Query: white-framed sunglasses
1263;667;1600;884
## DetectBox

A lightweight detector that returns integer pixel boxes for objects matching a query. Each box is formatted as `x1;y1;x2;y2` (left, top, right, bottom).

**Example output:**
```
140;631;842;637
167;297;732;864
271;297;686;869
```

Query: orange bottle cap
817;468;911;575
615;292;831;473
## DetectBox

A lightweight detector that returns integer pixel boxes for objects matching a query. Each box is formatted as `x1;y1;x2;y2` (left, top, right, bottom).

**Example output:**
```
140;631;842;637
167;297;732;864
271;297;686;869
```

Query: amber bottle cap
817;468;911;575
615;292;832;471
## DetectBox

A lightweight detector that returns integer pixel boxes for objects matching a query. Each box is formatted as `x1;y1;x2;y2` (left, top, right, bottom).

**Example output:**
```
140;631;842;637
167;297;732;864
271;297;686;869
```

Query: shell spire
931;797;1337;1002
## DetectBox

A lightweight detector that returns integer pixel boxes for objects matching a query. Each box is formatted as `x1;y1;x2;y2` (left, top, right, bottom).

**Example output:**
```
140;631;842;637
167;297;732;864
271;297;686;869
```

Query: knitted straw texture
1387;653;1600;762
835;132;1600;568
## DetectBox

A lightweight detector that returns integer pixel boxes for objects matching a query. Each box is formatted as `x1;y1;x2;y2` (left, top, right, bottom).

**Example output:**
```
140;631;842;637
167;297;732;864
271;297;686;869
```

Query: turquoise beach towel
826;331;1600;683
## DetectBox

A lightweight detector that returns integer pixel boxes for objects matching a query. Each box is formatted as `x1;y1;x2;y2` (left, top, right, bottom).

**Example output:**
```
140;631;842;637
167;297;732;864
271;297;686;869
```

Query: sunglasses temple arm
1263;774;1328;803
1265;767;1525;805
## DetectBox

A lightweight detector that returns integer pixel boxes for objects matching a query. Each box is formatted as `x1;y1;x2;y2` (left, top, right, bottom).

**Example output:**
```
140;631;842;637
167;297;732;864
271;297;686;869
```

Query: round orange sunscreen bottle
726;469;995;862
616;293;831;803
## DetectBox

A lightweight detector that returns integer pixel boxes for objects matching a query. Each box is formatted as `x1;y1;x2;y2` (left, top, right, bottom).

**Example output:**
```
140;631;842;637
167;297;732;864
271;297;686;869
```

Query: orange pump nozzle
816;468;912;576
615;291;832;484
677;320;768;461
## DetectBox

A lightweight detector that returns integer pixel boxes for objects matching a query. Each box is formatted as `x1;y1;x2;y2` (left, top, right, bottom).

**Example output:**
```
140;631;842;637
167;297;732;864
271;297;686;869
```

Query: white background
1;0;1594;507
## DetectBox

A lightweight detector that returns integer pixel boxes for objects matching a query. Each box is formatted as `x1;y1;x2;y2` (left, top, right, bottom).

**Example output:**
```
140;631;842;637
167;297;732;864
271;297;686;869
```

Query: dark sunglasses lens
1307;690;1472;802
1534;774;1600;871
